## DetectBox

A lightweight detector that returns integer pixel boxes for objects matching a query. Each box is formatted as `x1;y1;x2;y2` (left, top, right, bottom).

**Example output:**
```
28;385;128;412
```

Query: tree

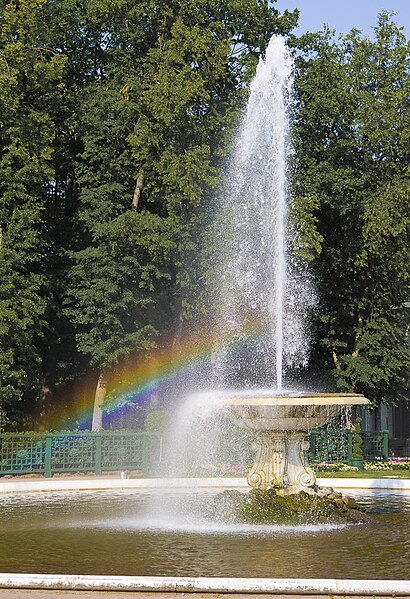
0;0;67;428
65;0;299;428
0;0;298;429
291;13;410;404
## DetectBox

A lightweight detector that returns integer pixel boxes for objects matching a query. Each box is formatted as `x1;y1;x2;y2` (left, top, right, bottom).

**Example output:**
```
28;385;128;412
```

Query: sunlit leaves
292;12;410;403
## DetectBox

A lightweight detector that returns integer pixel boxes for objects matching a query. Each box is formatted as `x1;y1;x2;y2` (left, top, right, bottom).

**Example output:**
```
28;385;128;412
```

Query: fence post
44;435;52;477
95;434;102;475
382;430;389;461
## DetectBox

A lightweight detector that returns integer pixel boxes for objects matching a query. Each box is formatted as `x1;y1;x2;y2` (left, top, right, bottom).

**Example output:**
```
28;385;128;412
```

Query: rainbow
48;316;268;431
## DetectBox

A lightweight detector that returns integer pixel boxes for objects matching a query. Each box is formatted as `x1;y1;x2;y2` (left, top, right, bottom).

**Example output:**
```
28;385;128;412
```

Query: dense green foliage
0;0;67;427
291;13;410;404
0;1;408;430
0;0;298;428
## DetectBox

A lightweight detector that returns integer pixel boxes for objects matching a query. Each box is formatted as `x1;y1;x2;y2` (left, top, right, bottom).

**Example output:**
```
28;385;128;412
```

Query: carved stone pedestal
224;392;370;495
247;430;316;494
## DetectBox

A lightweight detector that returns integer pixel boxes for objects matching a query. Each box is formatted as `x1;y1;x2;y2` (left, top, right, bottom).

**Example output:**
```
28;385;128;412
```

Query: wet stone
211;488;370;525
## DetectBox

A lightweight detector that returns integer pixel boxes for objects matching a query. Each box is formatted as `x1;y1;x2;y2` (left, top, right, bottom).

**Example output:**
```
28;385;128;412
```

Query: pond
0;488;409;579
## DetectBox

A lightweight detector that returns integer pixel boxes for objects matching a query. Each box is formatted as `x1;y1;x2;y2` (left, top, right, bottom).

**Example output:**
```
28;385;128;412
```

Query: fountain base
248;431;316;493
223;392;370;493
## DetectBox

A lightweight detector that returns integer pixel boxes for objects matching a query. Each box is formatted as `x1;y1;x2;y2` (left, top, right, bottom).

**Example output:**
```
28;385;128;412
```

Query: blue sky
276;0;410;38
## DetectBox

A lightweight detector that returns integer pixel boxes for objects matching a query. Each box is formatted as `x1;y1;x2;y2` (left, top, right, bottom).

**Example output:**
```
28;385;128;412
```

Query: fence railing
308;429;389;463
0;431;162;477
0;428;389;477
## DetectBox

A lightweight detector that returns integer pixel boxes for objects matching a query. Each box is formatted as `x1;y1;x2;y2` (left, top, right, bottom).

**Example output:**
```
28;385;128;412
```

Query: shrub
364;460;410;471
314;461;359;472
314;459;410;473
352;417;364;459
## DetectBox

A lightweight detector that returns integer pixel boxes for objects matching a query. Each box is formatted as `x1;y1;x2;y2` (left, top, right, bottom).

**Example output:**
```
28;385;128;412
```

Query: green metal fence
0;429;389;477
308;428;389;463
0;432;162;477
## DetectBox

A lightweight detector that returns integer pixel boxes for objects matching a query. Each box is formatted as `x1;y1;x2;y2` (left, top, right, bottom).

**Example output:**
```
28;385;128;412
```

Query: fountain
224;393;368;494
211;35;310;390
1;37;409;593
201;36;370;497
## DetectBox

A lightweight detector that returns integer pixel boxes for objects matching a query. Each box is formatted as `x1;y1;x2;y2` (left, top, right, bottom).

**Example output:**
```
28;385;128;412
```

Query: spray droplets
210;36;316;391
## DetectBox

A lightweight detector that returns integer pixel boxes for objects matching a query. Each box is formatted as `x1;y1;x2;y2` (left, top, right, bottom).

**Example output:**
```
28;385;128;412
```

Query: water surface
1;488;409;579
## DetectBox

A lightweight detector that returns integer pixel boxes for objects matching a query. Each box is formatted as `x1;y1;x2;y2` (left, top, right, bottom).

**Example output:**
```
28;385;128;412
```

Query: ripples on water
0;488;409;578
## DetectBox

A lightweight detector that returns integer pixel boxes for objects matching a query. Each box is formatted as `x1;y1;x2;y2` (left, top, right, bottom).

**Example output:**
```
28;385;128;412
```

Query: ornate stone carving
246;430;316;492
226;393;369;495
285;432;316;493
247;432;287;488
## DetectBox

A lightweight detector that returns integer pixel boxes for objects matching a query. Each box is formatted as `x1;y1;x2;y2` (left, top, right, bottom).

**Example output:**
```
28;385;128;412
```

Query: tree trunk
352;289;368;359
352;310;365;359
332;350;341;370
92;370;109;430
132;173;144;211
37;386;53;432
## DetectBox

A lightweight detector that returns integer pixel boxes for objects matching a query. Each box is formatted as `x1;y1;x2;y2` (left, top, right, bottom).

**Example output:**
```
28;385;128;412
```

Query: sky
276;0;410;39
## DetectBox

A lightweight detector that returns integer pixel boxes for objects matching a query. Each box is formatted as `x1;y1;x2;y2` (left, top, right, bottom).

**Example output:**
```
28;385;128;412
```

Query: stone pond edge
0;573;409;595
0;476;410;493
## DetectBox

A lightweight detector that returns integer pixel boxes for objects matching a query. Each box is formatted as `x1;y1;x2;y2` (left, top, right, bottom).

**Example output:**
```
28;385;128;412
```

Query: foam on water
78;518;349;536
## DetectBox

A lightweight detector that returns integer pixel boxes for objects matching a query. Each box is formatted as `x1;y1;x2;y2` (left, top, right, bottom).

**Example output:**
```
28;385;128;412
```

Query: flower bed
315;459;410;473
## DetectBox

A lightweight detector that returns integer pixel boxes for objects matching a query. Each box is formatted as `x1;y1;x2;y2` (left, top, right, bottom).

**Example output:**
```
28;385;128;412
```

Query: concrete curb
0;477;249;493
0;574;409;595
320;477;410;491
0;476;410;493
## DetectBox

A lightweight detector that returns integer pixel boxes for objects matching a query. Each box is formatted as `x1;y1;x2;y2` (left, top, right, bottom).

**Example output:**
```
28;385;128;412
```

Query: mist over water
210;36;315;392
163;36;317;480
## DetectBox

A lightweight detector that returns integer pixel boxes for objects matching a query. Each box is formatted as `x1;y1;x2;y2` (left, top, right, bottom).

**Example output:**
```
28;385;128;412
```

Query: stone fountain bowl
221;392;370;492
223;393;370;432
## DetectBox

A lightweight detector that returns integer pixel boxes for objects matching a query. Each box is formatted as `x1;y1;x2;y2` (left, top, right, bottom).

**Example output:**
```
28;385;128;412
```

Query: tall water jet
211;36;313;391
202;36;370;495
